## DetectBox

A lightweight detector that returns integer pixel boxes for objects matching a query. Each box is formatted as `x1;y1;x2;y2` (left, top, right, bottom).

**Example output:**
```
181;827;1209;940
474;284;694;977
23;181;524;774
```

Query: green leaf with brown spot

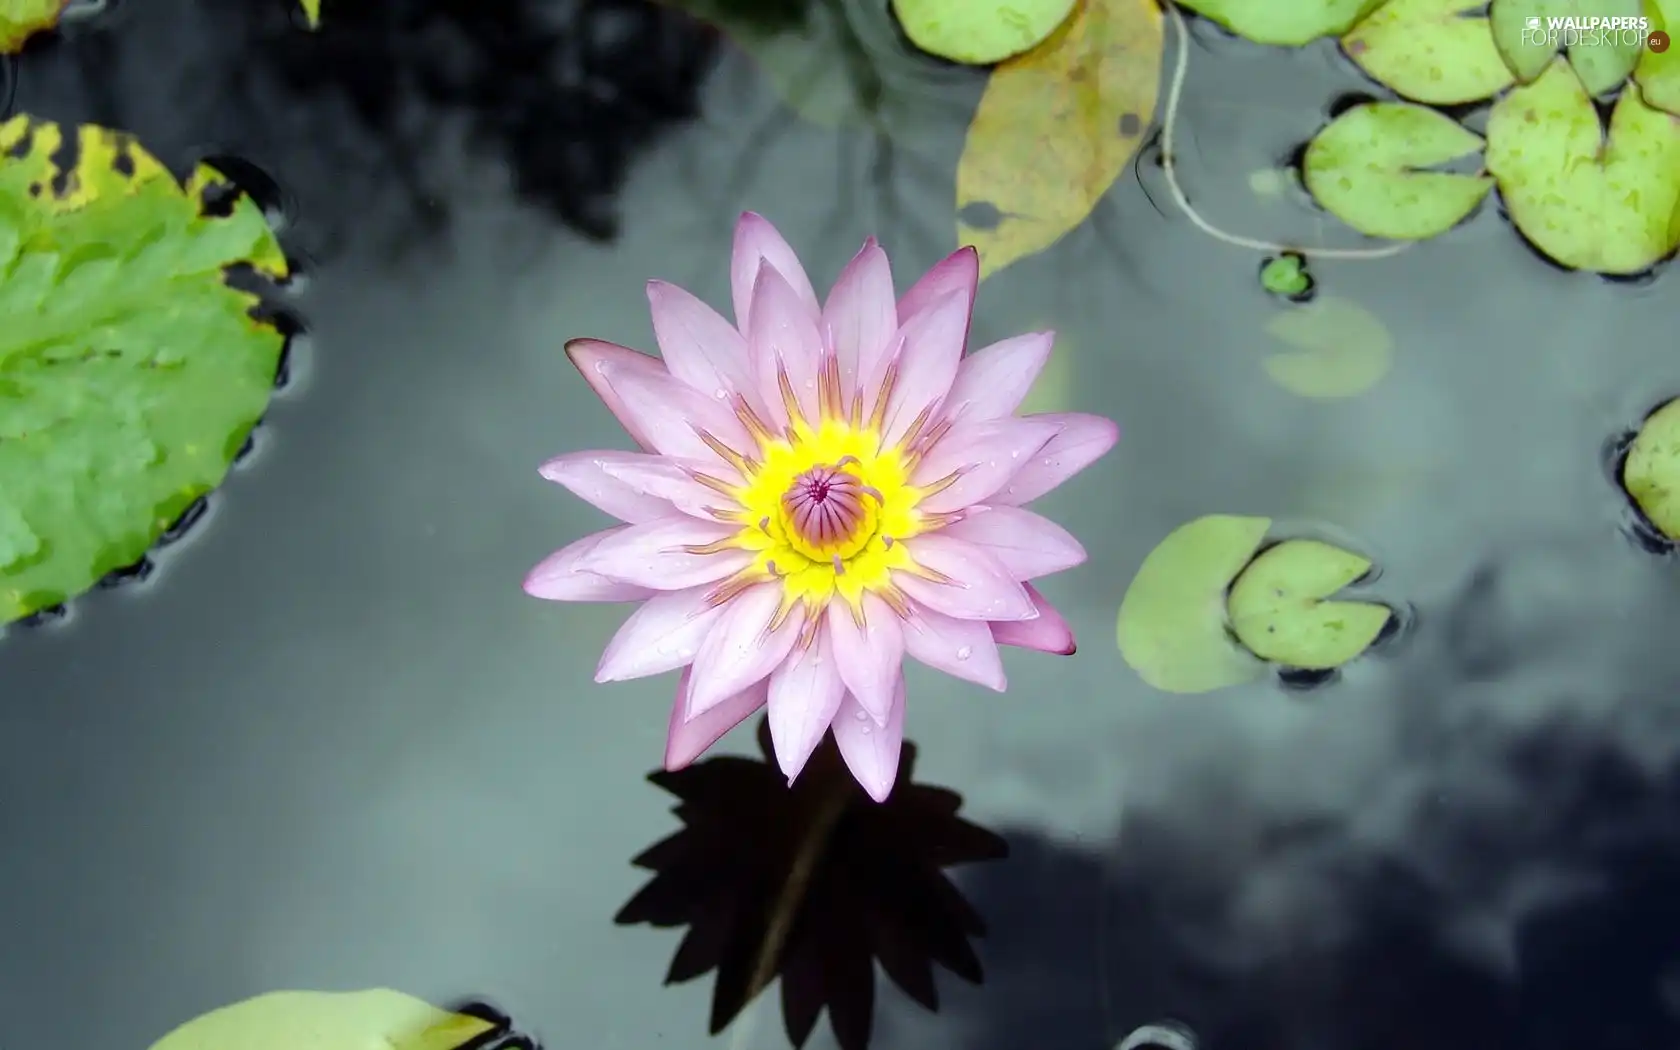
1342;0;1514;104
1226;539;1391;669
891;0;1077;64
148;990;497;1050
1622;397;1680;540
0;0;67;52
0;116;288;624
1176;0;1384;45
1491;0;1646;94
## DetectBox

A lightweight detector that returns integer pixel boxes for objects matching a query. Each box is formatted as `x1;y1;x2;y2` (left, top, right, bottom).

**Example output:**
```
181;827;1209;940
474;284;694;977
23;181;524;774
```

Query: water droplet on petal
594;361;608;374
855;709;869;720
859;723;871;735
1042;458;1055;466
1011;449;1020;458
955;645;972;660
714;388;729;399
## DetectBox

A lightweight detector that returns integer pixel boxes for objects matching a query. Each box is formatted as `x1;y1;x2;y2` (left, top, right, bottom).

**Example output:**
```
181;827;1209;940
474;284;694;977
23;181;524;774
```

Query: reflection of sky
2;5;1679;1050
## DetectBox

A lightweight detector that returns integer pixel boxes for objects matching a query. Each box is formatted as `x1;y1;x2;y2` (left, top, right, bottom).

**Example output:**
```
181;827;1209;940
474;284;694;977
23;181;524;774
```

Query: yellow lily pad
1226;539;1391;669
1303;102;1494;241
1491;0;1648;94
1621;397;1680;539
892;0;1078;64
1342;0;1514;104
1116;515;1270;695
300;0;321;28
1635;0;1680;114
147;990;496;1050
1485;57;1680;273
1261;296;1392;398
1175;0;1384;45
1;0;66;52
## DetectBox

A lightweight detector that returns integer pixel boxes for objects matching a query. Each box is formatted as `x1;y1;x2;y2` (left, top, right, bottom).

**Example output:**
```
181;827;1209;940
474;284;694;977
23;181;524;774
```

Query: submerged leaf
0;0;66;52
1226;539;1391;669
1303;102;1494;240
1622;397;1680;540
147;990;495;1050
892;0;1078;64
1261;295;1392;398
299;0;321;28
1485;58;1680;273
1116;515;1270;695
957;0;1163;279
1635;0;1680;114
1491;0;1646;93
1341;0;1514;103
0;116;288;623
1175;0;1383;45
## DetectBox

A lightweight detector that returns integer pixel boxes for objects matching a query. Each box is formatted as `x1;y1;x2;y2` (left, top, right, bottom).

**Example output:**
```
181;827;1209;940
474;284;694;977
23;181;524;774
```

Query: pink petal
577;518;751;589
595;586;726;682
991;583;1076;654
910;417;1063;514
940;505;1086;580
943;332;1053;422
831;678;906;802
538;451;692;523
748;263;824;427
687;584;805;718
901;605;1006;691
822;239;898;405
896;246;978;326
993;413;1119;505
766;630;847;783
523;528;657;602
598;455;740;519
599;360;755;470
825;595;904;725
646;280;764;415
895;533;1037;621
731;212;818;332
876;290;972;448
565;339;668;450
665;667;768;771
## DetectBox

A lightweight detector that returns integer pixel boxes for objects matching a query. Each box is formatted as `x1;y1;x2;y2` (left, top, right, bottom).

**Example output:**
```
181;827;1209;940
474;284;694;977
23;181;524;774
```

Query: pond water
4;1;1680;1049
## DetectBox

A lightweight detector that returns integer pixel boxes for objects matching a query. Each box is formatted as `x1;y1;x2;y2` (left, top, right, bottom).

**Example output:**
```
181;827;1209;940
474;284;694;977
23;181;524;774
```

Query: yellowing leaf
1175;0;1382;45
1116;515;1270;695
1622;397;1680;539
1341;0;1514;104
300;0;321;28
956;0;1162;280
1261;296;1392;398
892;0;1078;64
147;990;496;1050
1485;58;1680;273
1303;102;1493;241
1635;0;1680;114
0;0;66;52
1491;0;1646;93
1226;539;1391;669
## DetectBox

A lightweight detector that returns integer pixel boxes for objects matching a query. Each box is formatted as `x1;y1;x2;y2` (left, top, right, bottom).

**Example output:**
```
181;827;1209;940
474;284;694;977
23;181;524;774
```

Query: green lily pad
1342;0;1514;104
1303;102;1494;241
148;990;496;1050
1116;515;1270;695
1226;539;1391;669
1635;0;1680;115
0;116;288;624
300;0;321;28
1491;0;1648;94
891;0;1077;64
0;0;66;52
1259;254;1312;297
1485;58;1680;273
1261;295;1392;398
1621;397;1680;539
1175;0;1384;45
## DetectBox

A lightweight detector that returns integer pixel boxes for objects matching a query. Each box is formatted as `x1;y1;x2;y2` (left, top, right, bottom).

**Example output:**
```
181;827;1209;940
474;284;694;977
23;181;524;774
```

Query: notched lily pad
0;116;289;625
891;0;1077;64
1259;253;1313;298
1621;397;1680;540
1226;538;1391;669
1491;0;1647;93
1342;0;1514;104
1116;514;1270;694
0;0;68;52
147;990;497;1050
1262;295;1392;398
1304;102;1494;241
1485;58;1680;273
1176;0;1384;45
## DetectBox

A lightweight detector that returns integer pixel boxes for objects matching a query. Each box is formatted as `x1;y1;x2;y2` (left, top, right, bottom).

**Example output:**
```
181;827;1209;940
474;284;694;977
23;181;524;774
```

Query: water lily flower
525;213;1116;800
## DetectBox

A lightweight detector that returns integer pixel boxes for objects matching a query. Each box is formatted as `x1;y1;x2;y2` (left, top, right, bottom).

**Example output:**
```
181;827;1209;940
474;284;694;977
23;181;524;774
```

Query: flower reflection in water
614;717;1007;1049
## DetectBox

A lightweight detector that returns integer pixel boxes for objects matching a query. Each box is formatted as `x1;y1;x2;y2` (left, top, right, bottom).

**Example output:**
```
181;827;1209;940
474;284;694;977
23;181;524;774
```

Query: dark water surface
4;2;1680;1049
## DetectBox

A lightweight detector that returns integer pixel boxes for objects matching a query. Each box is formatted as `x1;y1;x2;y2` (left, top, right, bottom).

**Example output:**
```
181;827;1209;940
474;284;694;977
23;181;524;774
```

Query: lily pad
148;990;496;1050
1226;539;1391;669
1635;0;1680;115
300;0;321;28
1116;515;1270;695
1303;102;1494;241
891;0;1077;64
1621;397;1680;539
1261;295;1392;398
1259;253;1312;297
1176;0;1384;45
0;116;288;624
1342;0;1514;104
1485;58;1680;273
0;0;66;52
1491;0;1647;94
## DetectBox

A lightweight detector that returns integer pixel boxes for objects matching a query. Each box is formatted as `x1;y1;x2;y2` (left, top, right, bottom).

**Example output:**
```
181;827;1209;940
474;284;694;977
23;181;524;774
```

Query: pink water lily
525;213;1117;801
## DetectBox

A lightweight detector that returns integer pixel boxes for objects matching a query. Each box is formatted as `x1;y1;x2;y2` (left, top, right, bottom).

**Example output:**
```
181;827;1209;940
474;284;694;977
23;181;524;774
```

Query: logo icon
1652;29;1672;52
1525;15;1541;28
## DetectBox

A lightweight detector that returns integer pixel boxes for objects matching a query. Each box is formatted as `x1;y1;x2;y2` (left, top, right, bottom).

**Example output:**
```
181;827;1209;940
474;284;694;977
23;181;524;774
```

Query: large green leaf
1491;0;1647;94
1485;58;1680;273
1635;0;1680;115
0;0;66;52
1303;102;1494;241
891;0;1077;64
1341;0;1514;104
1226;539;1391;669
147;990;495;1050
1175;0;1383;45
0;116;288;624
1622;397;1680;540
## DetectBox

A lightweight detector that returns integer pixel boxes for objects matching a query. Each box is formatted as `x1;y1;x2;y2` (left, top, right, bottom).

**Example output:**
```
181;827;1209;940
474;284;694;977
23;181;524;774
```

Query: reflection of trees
614;717;1006;1050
